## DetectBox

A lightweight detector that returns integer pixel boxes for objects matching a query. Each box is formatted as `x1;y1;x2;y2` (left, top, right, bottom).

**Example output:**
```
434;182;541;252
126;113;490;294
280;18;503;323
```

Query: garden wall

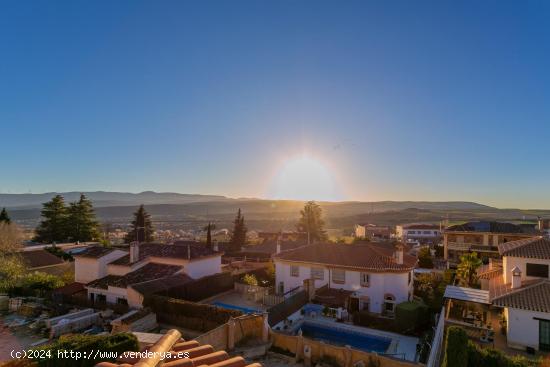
270;332;421;367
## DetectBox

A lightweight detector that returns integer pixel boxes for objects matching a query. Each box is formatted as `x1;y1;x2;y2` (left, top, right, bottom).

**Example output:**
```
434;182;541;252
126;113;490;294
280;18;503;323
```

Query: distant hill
4;191;548;231
0;191;228;209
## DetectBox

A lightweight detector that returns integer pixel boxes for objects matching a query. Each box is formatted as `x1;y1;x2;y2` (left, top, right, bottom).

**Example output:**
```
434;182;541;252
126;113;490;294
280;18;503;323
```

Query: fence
144;294;242;332
270;331;420;367
234;282;270;303
426;307;445;367
195;313;267;351
267;289;308;326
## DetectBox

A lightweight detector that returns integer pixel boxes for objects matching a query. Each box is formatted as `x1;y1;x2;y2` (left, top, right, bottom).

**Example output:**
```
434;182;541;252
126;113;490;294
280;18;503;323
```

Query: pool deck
274;310;419;362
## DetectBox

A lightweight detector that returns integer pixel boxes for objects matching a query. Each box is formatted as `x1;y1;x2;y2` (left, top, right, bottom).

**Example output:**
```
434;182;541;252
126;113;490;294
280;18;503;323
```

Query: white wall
503;256;550;284
274;260;412;313
74;249;127;283
87;285;128;305
506;307;550;351
184;256;222;279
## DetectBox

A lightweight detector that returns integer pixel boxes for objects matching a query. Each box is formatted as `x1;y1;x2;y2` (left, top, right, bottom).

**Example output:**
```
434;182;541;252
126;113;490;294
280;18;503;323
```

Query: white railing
447;242;471;251
426;306;445;367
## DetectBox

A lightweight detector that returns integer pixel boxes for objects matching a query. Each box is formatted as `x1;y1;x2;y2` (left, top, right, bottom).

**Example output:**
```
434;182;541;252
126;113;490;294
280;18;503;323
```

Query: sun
268;155;340;201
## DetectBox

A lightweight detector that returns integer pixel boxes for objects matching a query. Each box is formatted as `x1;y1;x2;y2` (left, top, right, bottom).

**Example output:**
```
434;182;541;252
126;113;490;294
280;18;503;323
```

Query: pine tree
34;195;69;243
297;201;327;244
229;209;247;252
0;208;10;224
125;205;154;243
66;194;100;242
205;222;216;249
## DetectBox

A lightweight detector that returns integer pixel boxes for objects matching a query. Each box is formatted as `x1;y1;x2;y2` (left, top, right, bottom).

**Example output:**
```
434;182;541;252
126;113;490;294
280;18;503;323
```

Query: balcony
447;242;472;251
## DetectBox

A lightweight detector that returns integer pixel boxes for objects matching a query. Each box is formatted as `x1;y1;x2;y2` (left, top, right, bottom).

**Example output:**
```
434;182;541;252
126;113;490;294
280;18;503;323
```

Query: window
332;269;346;284
96;294;106;303
360;272;370;287
290;265;300;277
384;294;396;314
361;298;370;311
409;231;416;234
423;231;431;234
116;297;128;306
527;263;549;278
311;267;324;280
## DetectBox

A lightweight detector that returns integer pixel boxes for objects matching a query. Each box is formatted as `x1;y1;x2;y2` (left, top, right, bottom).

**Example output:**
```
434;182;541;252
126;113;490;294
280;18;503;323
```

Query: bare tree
0;222;24;292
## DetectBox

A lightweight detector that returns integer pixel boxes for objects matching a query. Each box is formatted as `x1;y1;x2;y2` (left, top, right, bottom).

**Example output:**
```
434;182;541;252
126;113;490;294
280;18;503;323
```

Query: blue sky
1;1;550;208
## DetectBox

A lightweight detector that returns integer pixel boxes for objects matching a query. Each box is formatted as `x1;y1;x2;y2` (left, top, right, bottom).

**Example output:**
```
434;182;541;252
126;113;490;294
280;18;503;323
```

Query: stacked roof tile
96;329;261;367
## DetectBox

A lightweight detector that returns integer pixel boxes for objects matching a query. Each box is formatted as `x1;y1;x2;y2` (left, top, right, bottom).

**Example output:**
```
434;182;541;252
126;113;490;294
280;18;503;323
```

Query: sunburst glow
268;155;340;201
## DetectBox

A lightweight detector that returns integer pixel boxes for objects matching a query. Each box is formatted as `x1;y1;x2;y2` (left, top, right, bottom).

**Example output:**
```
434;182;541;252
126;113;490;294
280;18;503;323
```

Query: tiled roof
130;273;194;296
87;263;182;290
477;266;502;280
18;249;64;268
244;240;307;255
96;329;261;367
110;242;219;266
274;243;416;272
52;282;86;296
492;280;550;313
446;221;536;234
73;246;115;258
498;237;550;259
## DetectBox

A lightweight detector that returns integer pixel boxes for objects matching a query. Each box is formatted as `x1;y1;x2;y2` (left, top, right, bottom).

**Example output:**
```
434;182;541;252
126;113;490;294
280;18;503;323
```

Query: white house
73;242;222;308
396;224;441;243
273;243;416;315
445;237;550;352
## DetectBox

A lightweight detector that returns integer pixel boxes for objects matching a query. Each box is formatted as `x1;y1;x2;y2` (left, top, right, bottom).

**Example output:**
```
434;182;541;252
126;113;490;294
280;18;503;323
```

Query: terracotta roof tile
18;249;64;268
492;280;550;312
97;329;262;367
274;243;416;272
498;237;550;259
87;263;182;289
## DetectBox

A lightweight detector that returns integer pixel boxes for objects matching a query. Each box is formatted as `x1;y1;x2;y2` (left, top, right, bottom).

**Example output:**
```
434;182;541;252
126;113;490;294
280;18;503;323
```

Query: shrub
241;273;258;286
395;301;428;333
466;340;534;367
418;247;434;269
35;333;138;367
442;326;468;367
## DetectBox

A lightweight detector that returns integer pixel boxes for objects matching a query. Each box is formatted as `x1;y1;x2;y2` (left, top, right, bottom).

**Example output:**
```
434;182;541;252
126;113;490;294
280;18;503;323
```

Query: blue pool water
297;322;391;354
212;302;262;314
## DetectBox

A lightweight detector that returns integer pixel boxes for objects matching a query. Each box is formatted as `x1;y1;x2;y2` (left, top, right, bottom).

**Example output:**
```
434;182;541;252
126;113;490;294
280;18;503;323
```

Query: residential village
2;198;550;367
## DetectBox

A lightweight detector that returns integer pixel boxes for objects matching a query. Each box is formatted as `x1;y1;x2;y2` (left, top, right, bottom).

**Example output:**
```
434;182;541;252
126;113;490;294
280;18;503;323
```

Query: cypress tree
0;208;10;224
34;195;69;243
66;194;100;242
229;208;247;252
125;205;154;243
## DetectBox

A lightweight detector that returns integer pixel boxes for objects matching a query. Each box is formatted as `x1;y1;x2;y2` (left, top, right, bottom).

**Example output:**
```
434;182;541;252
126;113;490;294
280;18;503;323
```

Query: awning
443;285;490;304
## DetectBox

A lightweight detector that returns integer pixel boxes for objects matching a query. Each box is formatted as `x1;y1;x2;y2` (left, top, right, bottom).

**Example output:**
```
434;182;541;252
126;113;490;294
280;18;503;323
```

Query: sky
1;1;550;208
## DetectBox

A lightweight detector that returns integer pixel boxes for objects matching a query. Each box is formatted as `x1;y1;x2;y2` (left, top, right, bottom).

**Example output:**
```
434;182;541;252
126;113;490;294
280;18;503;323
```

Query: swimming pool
212;302;262;314
295;321;391;354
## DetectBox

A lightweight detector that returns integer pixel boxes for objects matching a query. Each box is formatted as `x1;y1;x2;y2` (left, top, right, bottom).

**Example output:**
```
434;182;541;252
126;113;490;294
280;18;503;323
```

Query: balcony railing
447;242;499;253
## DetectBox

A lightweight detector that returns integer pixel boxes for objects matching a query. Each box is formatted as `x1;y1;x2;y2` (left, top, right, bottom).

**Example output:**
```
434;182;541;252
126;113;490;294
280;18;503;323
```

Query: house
273;243;416;315
444;237;550;353
354;224;391;240
17;249;72;276
73;242;222;308
443;221;539;266
395;224;441;243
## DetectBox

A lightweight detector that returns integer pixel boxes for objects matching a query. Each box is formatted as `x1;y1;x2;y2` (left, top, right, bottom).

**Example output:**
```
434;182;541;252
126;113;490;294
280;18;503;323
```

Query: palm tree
456;252;482;287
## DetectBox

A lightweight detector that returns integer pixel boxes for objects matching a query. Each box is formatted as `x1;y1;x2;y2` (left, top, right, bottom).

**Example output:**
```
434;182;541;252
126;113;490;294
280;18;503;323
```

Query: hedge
35;333;138;367
466;340;534;367
395;301;429;333
442;326;468;367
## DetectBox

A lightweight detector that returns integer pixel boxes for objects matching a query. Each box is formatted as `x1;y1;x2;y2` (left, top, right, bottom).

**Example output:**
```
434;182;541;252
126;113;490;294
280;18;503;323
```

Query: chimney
395;243;404;265
130;242;139;263
213;241;219;252
276;235;282;254
511;266;522;289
